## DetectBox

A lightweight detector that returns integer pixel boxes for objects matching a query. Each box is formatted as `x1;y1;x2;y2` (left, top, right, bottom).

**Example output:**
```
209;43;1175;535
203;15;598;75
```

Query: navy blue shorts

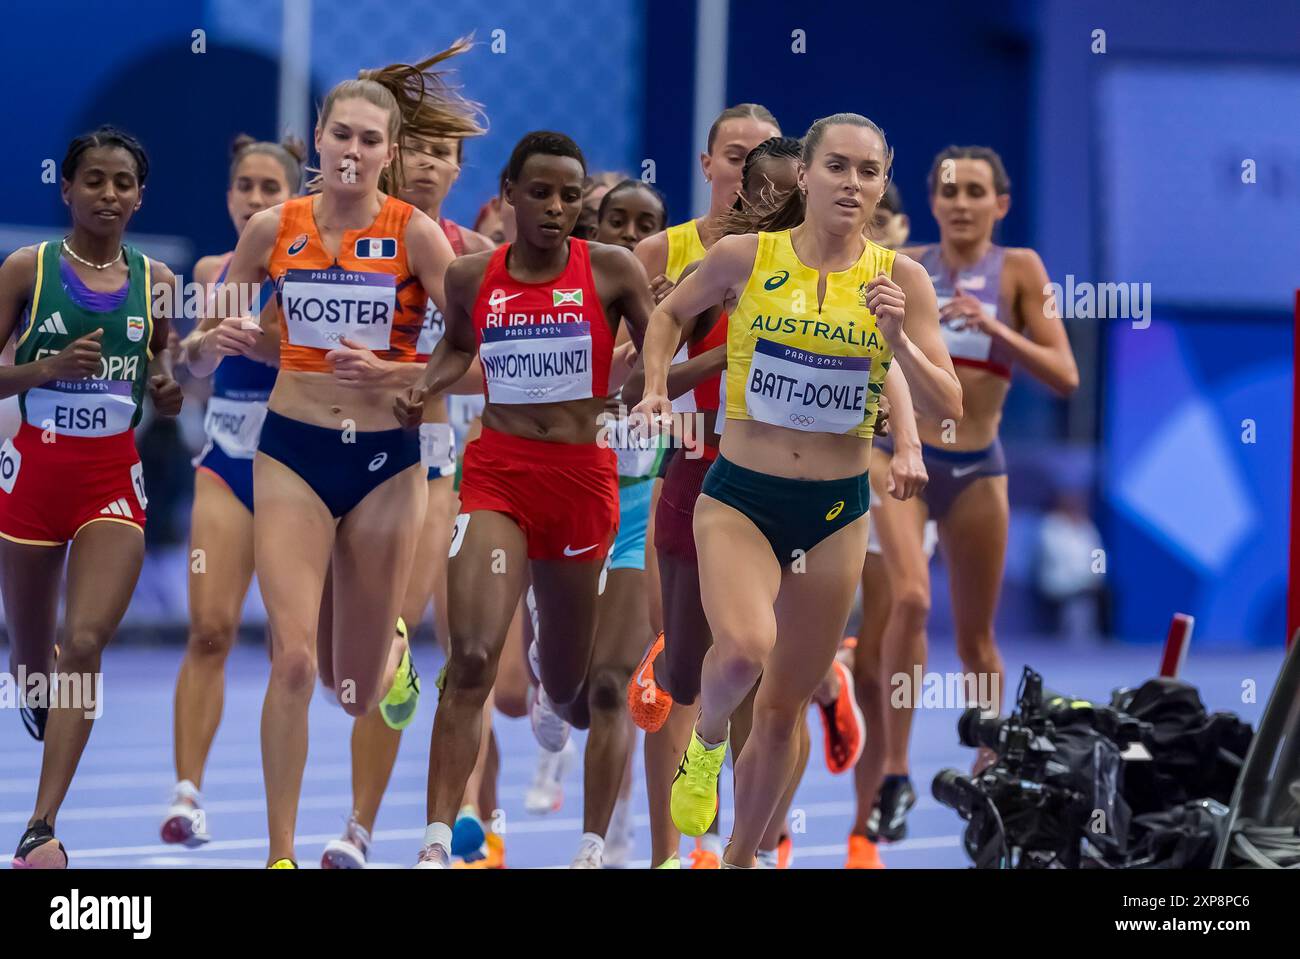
257;410;422;518
874;435;1006;520
195;442;256;514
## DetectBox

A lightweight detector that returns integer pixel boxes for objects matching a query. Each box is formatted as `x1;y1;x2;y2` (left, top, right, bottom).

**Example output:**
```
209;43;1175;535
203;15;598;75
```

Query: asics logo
488;290;525;311
825;500;845;521
951;463;981;478
287;233;309;256
764;270;790;291
368;452;388;472
563;543;598;557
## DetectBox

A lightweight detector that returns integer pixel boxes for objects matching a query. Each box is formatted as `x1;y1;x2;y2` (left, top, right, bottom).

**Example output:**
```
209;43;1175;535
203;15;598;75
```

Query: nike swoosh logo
951;464;981;478
563;543;598;557
488;291;525;310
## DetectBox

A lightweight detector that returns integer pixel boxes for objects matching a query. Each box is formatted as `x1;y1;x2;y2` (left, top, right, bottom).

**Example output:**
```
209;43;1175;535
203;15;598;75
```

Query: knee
587;667;629;717
340;686;379;718
270;645;317;698
495;689;527;719
752;697;804;741
711;627;770;689
955;629;1000;668
187;619;238;661
890;585;931;630
60;625;111;668
447;643;494;696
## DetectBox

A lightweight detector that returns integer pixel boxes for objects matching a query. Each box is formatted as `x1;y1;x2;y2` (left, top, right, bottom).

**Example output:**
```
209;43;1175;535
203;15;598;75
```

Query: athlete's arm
998;249;1079;395
193;207;280;375
147;260;184;416
596;243;653;351
622;343;727;406
880;362;926;500
0;247;103;398
866;254;963;423
406;207;458;318
458;226;496;255
179;254;226;371
395;254;481;427
633;230;674;303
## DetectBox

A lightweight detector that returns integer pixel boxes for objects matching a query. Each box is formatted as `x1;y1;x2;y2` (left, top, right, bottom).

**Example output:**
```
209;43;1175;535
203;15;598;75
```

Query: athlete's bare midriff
269;369;418;432
918;366;1009;450
481;394;609;445
718;418;873;481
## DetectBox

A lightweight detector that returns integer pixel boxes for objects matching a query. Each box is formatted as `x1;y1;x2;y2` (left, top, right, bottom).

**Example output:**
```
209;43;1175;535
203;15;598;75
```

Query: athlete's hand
394;385;426;429
941;290;999;336
43;328;103;380
326;337;387;386
630;392;673;442
873;393;892;437
149;374;184;417
649;274;675;304
864;273;906;344
208;316;262;358
886;442;927;501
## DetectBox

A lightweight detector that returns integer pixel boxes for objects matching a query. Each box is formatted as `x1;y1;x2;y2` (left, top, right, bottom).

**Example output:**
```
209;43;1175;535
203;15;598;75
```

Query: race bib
25;380;136;437
0;438;21;494
937;294;993;362
280;269;396;351
419;422;455;471
204;396;267;460
130;461;148;510
448;394;485;451
480;322;593;405
418;298;445;356
744;338;871;434
603;414;661;478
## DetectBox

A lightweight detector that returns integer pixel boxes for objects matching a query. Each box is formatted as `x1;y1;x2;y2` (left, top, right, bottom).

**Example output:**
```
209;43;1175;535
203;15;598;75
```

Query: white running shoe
413;843;450;869
321;814;370;869
570;837;604;869
529;683;572;752
160;780;211;848
524;739;577;814
603;794;635;867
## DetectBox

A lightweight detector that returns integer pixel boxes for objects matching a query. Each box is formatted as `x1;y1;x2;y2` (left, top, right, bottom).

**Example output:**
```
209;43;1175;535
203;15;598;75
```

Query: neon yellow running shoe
380;618;420;731
654;855;681;869
268;858;298;869
670;727;727;837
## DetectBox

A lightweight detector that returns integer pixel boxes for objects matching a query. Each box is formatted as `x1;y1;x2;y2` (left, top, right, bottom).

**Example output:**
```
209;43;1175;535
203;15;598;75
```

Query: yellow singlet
663;219;709;284
724;229;894;440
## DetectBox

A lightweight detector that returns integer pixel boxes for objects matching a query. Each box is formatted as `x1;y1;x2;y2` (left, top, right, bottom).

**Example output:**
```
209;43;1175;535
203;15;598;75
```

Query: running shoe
654;856;681;869
817;659;865;774
627;633;673;732
321;814;370;869
451;805;486;857
688;839;720;869
777;832;793;869
755;848;779;869
379;619;420;731
867;775;916;843
524;740;577;814
845;834;885;869
414;843;450;869
527;640;572;752
603;794;635;867
19;704;47;742
451;833;506;869
570;835;604;869
11;820;66;869
670;727;727;837
160;779;211;848
268;858;298;869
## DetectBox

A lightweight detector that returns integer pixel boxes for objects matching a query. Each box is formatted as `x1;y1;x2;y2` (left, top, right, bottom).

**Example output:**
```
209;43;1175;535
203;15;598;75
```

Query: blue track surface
0;638;1280;869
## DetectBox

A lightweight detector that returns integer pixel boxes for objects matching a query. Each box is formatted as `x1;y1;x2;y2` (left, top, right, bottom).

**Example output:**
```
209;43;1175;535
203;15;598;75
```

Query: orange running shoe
817;660;865;774
845;834;885;869
628;633;673;732
688;839;720;869
777;833;793;869
452;834;505;869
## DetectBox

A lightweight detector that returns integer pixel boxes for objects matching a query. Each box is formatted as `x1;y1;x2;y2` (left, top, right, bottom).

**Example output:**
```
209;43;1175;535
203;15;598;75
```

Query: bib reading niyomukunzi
744;338;872;434
480;322;593;404
204;396;268;459
280;269;397;351
25;379;138;438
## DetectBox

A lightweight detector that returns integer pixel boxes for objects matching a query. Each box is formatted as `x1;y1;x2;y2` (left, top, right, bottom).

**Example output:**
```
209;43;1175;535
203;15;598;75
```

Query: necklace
62;238;123;271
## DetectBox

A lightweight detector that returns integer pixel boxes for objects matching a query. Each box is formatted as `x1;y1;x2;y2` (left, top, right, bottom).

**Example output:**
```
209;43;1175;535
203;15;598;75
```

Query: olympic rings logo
525;388;549;399
789;414;816;426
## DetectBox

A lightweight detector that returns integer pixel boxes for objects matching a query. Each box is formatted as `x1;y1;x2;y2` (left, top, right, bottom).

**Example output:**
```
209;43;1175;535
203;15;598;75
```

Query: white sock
173;779;200;804
423;821;452;851
755;848;779;868
579;832;605;853
697;722;729;751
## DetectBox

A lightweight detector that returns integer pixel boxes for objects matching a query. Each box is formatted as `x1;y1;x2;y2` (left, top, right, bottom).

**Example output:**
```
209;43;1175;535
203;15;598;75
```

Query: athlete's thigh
768;514;871;700
188;470;256;628
331;465;427;686
692;493;781;657
868;448;931;591
63;521;146;637
0;538;67;667
446;509;529;661
400;476;452;627
529;555;604;677
937;474;1009;631
253;452;335;653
